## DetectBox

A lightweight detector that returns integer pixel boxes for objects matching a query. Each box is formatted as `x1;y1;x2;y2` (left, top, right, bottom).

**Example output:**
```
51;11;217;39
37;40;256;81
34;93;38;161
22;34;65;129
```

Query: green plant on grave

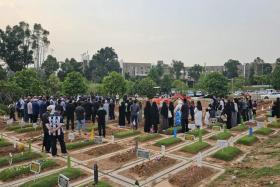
268;121;280;128
212;146;242;161
0;152;41;167
154;137;182;147
185;129;208;137
210;131;232;140
113;130;140;138
180;141;210;154
230;124;248;132
0;138;12;147
237;135;258;146
66;140;95;150
134;133;161;142
254;127;273;135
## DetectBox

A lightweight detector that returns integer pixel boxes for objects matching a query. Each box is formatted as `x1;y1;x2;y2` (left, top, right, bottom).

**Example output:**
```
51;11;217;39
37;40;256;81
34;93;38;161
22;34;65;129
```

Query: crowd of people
7;94;280;157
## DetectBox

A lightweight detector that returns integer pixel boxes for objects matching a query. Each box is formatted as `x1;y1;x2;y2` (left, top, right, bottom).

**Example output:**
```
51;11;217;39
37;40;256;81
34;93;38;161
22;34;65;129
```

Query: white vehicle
261;92;280;100
195;91;203;97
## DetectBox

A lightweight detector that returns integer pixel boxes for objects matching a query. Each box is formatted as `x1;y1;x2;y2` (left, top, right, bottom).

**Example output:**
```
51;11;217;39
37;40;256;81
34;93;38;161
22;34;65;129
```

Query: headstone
68;133;75;142
33;123;38;129
210;118;217;124
30;161;41;174
111;135;115;143
161;145;165;156
13;142;16;149
135;140;138;153
58;174;69;187
212;125;221;131
6;119;13;125
185;134;195;141
94;136;103;144
9;153;13;166
67;156;71;168
217;140;229;148
93;164;98;184
137;148;150;159
196;152;202;167
228;137;234;147
188;124;196;130
257;122;264;128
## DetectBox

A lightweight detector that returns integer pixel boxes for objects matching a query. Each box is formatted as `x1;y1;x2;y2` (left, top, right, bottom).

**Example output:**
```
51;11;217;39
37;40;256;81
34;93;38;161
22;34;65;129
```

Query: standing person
109;99;115;120
92;99;100;124
247;97;253;120
65;100;75;131
168;101;174;127
96;103;107;137
118;102;126;127
144;101;152;132
46;107;67;157
160;102;169;131
231;99;238;127
189;100;195;122
19;98;25;119
138;102;143;125
151;102;160;133
75;102;86;135
27;99;33;123
223;99;232;129
83;99;92;121
130;100;140;129
41;106;51;153
252;100;257;117
126;98;132;125
204;108;210;128
181;99;189;133
276;98;280;118
8;103;16;121
39;98;47;120
16;100;21;119
32;98;40;124
195;101;203;128
103;100;109;122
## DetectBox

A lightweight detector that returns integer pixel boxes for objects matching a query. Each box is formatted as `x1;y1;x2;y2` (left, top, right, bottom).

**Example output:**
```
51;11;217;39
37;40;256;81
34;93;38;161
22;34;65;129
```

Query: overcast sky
0;0;280;66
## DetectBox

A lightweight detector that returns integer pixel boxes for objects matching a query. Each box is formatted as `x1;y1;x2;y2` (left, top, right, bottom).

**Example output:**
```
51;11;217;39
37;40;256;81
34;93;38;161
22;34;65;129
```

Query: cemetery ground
0;101;280;186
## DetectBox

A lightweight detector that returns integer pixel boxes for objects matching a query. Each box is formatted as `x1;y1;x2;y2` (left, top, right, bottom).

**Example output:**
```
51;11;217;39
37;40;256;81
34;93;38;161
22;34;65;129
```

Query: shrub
210;131;232;140
0;159;57;181
180;141;210;154
66;140;95;150
165;126;182;135
186;129;208;137
254;127;273;135
14;126;42;133
0;138;12;147
0;152;42;167
212;146;242;161
20;168;83;187
0;104;9;115
237;135;258;146
154;137;182;147
113;130;140;138
134;133;161;142
268;121;280;128
230;124;248;132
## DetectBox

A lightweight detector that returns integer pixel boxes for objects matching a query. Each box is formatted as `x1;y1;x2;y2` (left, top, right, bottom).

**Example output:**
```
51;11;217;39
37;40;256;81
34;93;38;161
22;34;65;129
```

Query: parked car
186;91;195;97
195;91;204;97
260;92;280;100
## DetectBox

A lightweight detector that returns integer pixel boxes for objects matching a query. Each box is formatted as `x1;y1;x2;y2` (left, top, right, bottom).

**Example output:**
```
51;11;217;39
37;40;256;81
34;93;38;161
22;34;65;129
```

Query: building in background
121;61;152;77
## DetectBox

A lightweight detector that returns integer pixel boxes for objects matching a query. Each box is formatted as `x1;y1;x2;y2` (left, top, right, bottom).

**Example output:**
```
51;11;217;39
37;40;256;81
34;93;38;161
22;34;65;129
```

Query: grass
134;133;161;142
230;124;248;132
20;168;83;187
0;138;12;147
154;137;182;147
180;141;210;154
185;129;208;137
85;124;98;132
0;152;42;167
6;124;33;131
14;126;42;133
165;126;182;135
212;146;242;161
83;181;113;187
66;140;95;150
0;159;57;181
210;131;232;140
268;121;280;128
237;135;258;146
254;127;273;135
113;130;140;138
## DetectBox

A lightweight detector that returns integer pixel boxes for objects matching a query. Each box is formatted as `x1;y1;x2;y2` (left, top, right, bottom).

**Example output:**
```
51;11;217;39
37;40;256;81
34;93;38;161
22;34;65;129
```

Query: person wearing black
126;98;133;125
92;100;100;124
181;99;189;133
46;108;67;157
83;99;92;121
65;100;75;131
168;102;174;127
55;100;64;116
39;98;47;120
160;102;169;131
119;102;126;127
109;100;115;120
151;102;160;133
222;100;232;129
97;104;107;137
276;98;280;118
41;107;51;153
8;103;16;121
144;101;152;132
189;100;195;122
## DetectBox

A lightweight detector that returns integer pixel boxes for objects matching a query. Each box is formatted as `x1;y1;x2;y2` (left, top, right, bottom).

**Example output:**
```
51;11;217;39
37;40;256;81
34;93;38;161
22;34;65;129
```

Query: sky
0;0;280;66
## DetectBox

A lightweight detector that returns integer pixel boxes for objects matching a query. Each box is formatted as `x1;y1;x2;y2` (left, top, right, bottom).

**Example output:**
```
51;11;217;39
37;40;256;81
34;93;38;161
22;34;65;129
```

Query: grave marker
68;133;75;142
30;161;41;182
161;145;165;156
58;174;69;187
185;134;195;141
93;164;98;184
111;135;115;143
9;153;13;166
196;152;202;167
188;124;196;130
257;122;264;128
228;137;234;147
94;136;103;144
217;140;229;148
212;125;221;131
137;148;150;159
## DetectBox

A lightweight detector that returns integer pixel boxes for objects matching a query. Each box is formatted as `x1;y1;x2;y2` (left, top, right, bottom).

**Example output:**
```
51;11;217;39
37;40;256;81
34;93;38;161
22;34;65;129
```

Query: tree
148;66;161;84
87;47;121;82
160;75;172;93
45;74;61;96
126;80;135;95
58;58;82;80
41;55;59;77
0;65;6;80
232;76;245;91
172;80;188;94
172;60;184;79
262;63;272;75
198;72;228;97
271;65;280;89
62;72;87;96
134;77;157;98
102;71;126;96
0;22;49;72
11;68;43;96
276;58;280;65
188;64;203;82
0;80;23;104
224;59;241;79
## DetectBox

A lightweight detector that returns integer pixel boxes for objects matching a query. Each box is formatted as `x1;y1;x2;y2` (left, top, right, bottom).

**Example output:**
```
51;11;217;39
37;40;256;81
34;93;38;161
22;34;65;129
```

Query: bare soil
120;156;178;181
0;145;21;156
85;143;124;157
169;166;215;187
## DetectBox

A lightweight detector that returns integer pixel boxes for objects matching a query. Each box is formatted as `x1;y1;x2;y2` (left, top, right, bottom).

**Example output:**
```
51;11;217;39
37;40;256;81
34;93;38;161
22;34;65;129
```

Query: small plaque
196;152;202;167
212;125;221;131
188;124;196;130
161;145;165;155
217;140;229;148
58;174;69;187
257;122;264;128
137;148;150;159
94;136;103;144
30;161;41;174
68;133;75;142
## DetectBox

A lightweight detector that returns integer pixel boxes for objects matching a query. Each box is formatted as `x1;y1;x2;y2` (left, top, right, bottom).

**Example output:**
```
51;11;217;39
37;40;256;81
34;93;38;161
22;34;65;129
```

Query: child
204;108;210;128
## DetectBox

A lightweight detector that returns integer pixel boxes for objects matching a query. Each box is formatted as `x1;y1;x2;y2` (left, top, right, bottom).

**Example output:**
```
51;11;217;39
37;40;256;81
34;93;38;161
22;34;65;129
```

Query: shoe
62;153;68;156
